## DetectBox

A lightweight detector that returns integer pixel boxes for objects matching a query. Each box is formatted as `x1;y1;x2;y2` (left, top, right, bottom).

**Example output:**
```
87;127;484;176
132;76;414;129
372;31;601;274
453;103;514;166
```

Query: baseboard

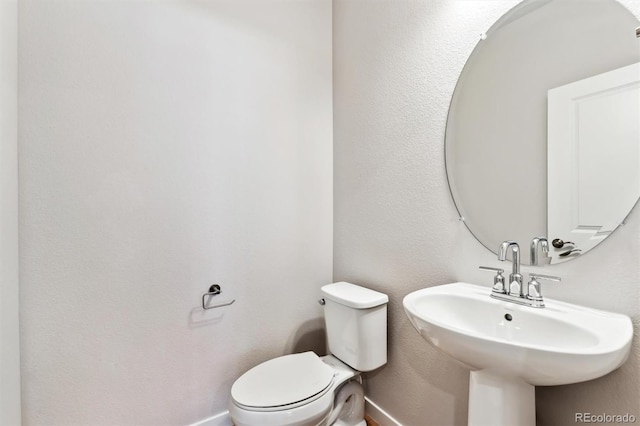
189;398;399;426
365;396;403;426
188;411;232;426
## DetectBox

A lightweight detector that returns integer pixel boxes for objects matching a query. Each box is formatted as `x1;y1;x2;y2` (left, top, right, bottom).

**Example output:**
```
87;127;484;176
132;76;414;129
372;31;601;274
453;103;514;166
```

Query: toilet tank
320;282;388;372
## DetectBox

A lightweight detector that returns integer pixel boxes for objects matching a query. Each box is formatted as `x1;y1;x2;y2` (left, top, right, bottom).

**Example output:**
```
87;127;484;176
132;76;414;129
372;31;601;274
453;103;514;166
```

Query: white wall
19;0;332;424
333;1;640;425
0;0;21;424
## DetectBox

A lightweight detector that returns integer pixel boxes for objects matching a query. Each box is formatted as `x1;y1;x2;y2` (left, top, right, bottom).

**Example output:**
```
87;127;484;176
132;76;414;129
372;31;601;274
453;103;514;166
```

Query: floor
365;414;381;426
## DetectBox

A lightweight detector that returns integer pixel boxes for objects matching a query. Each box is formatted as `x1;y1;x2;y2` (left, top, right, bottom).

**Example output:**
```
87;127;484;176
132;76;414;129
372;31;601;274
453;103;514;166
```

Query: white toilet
229;282;389;426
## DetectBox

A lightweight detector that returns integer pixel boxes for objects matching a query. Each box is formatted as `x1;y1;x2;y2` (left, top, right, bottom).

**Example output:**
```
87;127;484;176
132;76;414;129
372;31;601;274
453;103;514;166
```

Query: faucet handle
529;273;561;283
527;273;561;307
479;266;504;272
479;266;506;294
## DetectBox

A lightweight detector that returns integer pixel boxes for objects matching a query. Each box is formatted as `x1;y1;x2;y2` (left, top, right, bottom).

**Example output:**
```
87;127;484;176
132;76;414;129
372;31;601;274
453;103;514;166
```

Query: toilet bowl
228;282;388;426
229;353;365;426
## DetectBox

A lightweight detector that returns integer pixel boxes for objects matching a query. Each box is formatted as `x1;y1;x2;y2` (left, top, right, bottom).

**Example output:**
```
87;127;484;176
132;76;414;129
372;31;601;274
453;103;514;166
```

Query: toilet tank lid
321;282;389;309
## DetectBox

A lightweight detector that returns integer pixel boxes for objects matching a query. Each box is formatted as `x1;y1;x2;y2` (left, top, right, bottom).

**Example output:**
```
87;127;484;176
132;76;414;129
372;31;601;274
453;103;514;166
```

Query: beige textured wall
333;1;640;425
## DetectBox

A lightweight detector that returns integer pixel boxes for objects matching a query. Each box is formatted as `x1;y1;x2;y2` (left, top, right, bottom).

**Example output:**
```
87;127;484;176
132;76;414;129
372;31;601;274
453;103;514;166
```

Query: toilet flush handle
318;298;326;306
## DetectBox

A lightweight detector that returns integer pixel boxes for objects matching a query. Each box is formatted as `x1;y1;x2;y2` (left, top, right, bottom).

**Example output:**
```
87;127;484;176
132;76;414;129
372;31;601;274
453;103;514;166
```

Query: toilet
229;282;389;426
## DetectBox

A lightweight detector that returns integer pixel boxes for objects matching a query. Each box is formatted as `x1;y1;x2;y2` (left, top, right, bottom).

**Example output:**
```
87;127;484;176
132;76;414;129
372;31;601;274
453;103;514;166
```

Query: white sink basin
403;282;633;425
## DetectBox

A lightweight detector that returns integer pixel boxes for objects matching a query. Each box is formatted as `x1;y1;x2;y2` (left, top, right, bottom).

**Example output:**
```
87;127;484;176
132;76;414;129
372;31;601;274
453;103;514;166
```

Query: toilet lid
231;352;334;408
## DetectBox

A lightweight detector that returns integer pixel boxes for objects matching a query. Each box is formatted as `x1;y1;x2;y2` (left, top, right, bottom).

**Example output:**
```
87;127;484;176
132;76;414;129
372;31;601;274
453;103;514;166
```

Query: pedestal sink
403;282;633;426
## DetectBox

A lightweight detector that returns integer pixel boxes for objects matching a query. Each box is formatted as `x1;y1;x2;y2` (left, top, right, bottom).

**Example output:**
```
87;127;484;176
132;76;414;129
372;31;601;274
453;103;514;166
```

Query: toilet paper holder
202;284;236;310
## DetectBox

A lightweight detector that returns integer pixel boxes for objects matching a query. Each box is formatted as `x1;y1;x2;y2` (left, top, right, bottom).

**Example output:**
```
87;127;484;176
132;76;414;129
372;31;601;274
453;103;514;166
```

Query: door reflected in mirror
547;63;640;263
445;0;640;265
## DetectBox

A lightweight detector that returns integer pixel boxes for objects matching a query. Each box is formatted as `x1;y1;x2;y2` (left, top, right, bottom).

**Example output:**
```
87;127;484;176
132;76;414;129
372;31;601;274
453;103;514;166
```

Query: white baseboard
365;396;403;426
188;411;232;426
189;398;400;426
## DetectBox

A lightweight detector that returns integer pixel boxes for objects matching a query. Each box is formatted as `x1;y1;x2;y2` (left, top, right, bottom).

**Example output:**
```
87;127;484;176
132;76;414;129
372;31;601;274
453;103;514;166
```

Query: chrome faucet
530;237;549;266
479;240;561;308
498;241;523;297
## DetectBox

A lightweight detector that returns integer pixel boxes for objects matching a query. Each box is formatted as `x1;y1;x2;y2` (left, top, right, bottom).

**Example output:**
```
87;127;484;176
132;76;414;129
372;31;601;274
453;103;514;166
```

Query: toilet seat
231;352;335;411
229;354;360;426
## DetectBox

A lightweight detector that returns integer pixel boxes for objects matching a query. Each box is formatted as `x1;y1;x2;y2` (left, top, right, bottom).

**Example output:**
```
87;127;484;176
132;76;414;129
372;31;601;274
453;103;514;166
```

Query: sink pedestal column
468;370;535;426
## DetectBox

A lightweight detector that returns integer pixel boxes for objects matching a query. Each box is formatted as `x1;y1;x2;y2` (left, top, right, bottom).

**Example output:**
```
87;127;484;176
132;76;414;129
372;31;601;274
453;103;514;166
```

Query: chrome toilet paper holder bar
202;284;236;310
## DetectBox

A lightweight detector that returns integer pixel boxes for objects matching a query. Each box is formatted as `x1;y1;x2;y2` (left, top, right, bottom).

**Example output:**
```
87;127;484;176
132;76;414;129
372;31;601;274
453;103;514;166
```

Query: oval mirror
446;0;640;265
